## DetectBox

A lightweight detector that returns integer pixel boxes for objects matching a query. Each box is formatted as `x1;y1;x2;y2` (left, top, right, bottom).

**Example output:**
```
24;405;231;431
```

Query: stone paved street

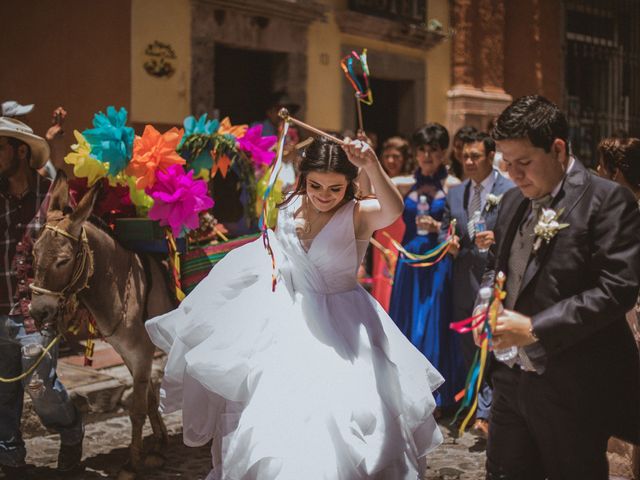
15;411;486;479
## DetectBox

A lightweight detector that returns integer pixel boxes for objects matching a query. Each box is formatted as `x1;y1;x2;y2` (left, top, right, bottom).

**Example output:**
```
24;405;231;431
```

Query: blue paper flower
179;114;220;147
82;106;135;177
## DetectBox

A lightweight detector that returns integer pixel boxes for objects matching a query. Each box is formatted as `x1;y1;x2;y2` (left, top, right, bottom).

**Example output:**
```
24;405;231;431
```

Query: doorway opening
214;44;288;124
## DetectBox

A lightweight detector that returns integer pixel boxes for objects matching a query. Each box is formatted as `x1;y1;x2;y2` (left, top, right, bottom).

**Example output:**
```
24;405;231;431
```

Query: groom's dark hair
491;95;569;154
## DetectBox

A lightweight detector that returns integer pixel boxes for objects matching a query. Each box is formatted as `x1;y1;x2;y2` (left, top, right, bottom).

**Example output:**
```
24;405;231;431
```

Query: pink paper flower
147;164;214;237
237;124;277;168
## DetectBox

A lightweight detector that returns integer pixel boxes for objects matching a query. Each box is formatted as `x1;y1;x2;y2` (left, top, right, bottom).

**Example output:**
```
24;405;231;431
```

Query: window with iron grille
565;0;640;166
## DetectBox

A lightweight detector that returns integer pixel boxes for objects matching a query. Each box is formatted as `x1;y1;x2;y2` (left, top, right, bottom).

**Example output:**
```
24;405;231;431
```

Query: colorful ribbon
259;122;290;291
450;272;507;437
340;49;373;106
382;219;456;268
165;228;186;302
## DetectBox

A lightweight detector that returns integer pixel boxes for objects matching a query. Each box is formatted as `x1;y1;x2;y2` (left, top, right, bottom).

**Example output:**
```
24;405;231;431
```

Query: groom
481;95;640;479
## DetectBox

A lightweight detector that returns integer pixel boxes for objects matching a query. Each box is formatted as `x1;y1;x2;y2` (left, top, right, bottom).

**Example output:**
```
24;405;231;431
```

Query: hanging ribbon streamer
259;121;290;292
383;219;456;268
369;237;398;280
340;48;373;132
84;316;97;367
340;49;373;106
449;272;507;437
165;228;186;302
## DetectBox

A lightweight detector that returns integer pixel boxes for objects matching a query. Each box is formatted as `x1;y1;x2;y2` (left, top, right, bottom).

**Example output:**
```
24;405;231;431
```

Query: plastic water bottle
22;343;47;399
473;286;492;317
474;212;489;253
474;288;518;363
416;195;430;236
492;300;518;362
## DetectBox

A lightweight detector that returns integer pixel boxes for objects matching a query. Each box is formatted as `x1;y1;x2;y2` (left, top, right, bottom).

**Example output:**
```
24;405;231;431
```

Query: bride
146;137;444;479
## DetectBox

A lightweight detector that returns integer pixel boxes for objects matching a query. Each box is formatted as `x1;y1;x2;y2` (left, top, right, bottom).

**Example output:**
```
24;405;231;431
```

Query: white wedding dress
146;196;444;479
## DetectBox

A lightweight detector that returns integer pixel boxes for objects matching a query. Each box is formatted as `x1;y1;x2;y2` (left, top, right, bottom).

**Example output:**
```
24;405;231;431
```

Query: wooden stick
278;108;346;146
355;94;364;134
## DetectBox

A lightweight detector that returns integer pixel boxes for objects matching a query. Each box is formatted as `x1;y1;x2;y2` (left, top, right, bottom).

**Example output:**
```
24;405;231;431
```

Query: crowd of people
0;93;639;479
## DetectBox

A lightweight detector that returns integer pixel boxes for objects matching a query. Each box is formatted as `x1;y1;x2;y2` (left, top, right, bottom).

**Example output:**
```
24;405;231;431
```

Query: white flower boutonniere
484;193;503;213
533;208;569;253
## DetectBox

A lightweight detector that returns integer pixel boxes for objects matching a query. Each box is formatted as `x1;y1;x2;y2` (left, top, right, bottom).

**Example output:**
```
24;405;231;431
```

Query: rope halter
29;222;95;331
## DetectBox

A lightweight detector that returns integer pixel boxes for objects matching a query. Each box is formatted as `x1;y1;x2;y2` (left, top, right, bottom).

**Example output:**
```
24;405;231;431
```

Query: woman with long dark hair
146;137;444;479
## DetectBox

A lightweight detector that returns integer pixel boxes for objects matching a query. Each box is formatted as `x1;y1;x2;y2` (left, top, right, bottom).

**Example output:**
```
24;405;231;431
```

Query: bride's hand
342;138;378;170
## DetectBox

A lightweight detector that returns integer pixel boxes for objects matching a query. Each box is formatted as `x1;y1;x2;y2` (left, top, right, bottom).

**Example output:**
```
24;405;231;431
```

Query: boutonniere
532;208;569;253
484;193;503;213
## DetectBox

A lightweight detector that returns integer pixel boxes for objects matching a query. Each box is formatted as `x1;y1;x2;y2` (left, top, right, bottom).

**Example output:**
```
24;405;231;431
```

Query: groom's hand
493;309;537;349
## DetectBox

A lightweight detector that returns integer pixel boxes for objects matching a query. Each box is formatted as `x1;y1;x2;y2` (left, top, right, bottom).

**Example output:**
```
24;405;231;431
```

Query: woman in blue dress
389;123;466;410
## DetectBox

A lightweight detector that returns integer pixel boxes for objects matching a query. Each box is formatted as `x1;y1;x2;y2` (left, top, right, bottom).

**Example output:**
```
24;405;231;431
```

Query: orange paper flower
218;117;247;139
126;125;186;190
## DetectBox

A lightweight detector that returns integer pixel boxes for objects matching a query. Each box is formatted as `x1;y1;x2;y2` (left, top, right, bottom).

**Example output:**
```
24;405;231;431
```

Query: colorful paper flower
125;176;154;217
147;164;214;237
218;117;247;139
64;130;109;186
237;124;278;168
126;125;186;190
82;106;135;176
68;177;136;223
180;114;220;148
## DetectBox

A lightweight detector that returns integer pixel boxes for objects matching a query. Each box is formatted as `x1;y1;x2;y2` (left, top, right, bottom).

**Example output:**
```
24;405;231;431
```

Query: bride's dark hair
279;136;359;208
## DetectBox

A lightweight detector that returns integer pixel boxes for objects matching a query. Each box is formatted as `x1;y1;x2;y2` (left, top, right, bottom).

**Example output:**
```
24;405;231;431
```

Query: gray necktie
467;184;483;238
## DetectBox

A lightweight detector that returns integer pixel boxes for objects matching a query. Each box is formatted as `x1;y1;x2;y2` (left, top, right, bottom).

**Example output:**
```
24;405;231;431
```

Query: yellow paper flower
126;125;186;190
125;176;154;217
64;130;108;186
218;117;248;139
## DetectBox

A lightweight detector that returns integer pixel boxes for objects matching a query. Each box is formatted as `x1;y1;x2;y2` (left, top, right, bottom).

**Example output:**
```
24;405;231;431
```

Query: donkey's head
30;172;100;331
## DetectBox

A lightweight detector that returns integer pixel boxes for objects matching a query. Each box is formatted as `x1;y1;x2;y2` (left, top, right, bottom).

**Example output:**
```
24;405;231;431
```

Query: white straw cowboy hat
2;100;34;117
0;116;50;169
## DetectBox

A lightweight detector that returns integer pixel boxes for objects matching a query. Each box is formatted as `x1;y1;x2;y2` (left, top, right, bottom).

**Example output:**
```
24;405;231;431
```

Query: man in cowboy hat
0;117;84;477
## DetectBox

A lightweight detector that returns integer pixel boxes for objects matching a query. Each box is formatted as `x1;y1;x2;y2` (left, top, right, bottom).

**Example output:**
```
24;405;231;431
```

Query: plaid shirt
1;173;50;332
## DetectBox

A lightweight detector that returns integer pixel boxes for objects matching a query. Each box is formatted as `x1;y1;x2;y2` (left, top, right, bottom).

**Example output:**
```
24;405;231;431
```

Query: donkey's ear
47;170;69;215
69;181;102;234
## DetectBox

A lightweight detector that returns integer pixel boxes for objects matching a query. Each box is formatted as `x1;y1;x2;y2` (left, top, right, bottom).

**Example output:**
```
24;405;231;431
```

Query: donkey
29;172;176;480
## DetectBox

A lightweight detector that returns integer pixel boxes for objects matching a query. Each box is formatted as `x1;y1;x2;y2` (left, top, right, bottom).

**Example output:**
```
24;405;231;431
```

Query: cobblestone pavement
16;411;486;479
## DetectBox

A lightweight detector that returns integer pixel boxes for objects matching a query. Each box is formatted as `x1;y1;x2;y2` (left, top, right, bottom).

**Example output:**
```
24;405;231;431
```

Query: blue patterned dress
389;167;466;408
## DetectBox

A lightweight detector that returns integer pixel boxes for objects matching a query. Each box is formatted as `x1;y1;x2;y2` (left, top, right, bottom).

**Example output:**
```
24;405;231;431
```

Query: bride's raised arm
342;139;404;239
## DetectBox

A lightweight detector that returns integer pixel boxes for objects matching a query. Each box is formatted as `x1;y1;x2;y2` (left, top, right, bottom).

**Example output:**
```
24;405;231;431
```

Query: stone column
447;0;512;135
451;0;474;87
479;0;506;93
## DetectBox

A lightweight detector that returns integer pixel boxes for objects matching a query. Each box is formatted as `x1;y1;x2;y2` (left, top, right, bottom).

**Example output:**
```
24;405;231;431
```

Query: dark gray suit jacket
440;170;514;324
482;160;640;444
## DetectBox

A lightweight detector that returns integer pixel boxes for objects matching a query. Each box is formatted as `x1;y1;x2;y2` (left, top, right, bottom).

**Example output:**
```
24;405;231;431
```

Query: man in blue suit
440;131;514;436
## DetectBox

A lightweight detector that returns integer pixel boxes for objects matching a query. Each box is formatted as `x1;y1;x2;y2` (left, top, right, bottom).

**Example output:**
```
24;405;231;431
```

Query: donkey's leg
117;373;150;479
114;342;154;480
144;386;168;468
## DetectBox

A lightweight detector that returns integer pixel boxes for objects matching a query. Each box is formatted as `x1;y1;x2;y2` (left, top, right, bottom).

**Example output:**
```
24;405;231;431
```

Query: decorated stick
278;108;347;146
355;94;364;134
450;271;507;437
